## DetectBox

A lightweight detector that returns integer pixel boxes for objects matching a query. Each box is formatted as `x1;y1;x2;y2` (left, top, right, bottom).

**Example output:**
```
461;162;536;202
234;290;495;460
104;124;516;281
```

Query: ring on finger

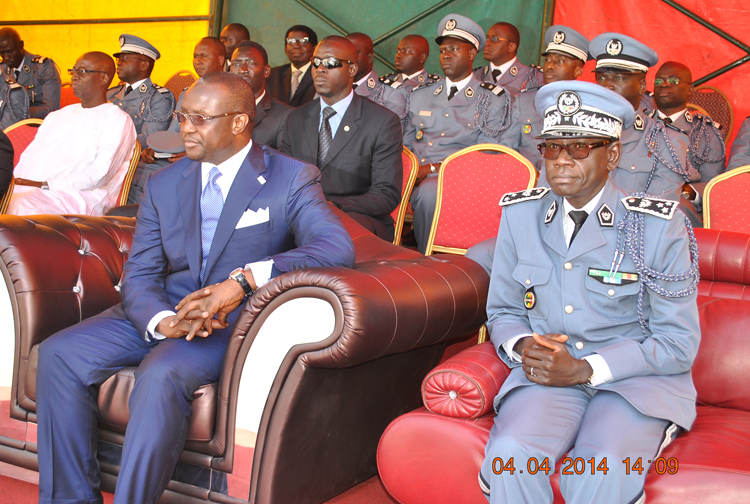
530;367;535;377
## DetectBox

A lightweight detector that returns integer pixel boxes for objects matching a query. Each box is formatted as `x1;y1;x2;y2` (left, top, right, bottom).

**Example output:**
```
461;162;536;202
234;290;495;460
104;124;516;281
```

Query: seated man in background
267;25;318;107
9;51;136;216
480;81;699;504
0;27;61;118
35;72;355;504
129;36;226;204
473;22;541;96
648;61;725;224
380;35;440;91
728;116;750;170
282;36;403;241
230;40;292;150
0;130;12;196
219;22;250;68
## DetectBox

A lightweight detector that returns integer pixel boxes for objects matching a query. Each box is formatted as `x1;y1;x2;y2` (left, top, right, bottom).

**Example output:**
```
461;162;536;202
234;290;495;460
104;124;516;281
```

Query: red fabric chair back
60;85;81;108
3;119;43;167
703;165;750;232
426;144;536;255
392;147;419;245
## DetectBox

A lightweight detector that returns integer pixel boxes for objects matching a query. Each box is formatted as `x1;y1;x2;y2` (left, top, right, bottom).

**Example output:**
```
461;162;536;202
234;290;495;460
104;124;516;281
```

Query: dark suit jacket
252;91;293;150
267;63;316;108
121;141;355;336
281;94;403;236
0;131;13;197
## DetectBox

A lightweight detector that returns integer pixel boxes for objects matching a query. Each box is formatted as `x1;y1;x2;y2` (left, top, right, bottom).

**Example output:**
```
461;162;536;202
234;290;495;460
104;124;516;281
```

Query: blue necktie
200;166;224;282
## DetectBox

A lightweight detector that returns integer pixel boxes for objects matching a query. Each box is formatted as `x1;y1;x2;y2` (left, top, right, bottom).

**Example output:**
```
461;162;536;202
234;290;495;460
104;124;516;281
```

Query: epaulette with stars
690;110;722;131
499;187;549;206
621;196;677;220
31;56;48;64
153;84;171;94
427;73;442;81
411;79;443;92
479;81;506;97
379;75;403;89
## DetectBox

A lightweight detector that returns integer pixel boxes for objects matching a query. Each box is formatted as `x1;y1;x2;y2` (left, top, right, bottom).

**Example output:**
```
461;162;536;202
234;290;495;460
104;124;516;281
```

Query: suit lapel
177;160;203;281
320;94;362;168
282;65;292;103
304;99;321;165
254;92;271;126
17;53;32;87
202;142;268;284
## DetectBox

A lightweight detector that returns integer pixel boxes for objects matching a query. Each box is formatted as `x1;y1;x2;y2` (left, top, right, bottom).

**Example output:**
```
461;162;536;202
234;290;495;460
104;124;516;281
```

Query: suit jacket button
565;305;574;314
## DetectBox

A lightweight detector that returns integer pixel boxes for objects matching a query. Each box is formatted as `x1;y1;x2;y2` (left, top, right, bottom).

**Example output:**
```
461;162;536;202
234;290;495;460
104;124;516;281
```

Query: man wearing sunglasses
127;37;226;205
9;51;136;216
647;61;726;225
0;27;61;119
480;80;699;504
108;34;176;150
267;25;318;107
35;71;354;504
473;22;542;97
282;36;403;241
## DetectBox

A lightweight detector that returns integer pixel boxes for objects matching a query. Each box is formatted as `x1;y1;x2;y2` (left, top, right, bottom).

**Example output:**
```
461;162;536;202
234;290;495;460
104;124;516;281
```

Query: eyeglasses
286;37;310;46
654;77;689;87
311;56;354;70
116;54;149;64
537;140;612;160
173;111;243;126
487;37;510;44
67;68;109;76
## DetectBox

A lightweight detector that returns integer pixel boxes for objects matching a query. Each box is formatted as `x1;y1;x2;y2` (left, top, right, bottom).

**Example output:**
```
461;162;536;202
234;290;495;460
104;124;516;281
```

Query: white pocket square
235;207;269;229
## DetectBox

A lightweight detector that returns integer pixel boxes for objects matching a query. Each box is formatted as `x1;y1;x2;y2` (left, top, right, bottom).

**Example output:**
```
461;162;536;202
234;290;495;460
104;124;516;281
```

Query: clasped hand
155;278;248;341
515;332;593;387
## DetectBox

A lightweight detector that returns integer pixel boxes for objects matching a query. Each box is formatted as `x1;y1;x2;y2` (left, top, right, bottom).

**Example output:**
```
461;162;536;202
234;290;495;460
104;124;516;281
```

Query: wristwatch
41;181;49;190
229;267;254;297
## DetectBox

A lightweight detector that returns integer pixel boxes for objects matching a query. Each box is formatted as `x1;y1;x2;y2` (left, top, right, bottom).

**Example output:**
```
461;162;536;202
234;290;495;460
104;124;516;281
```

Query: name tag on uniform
588;268;639;285
419;110;432;116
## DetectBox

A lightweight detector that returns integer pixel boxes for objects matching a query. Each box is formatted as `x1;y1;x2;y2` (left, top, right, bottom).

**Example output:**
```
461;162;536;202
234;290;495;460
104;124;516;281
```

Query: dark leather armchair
0;209;489;503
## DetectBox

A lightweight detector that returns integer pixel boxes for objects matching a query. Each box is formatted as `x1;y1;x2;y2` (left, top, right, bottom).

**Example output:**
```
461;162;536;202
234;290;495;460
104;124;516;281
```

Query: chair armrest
421;341;510;418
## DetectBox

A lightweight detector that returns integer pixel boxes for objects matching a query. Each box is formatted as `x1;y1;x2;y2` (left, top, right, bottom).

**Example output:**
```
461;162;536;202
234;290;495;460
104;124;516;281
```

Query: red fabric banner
554;0;750;148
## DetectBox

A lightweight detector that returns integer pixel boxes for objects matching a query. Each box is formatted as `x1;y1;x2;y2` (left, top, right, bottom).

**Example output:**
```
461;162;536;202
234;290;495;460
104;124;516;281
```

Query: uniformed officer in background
728;116;750;170
127;37;225;205
0;27;61;119
499;25;589;170
404;14;511;254
473;22;542;97
589;33;689;203
648;60;725;224
107;34;175;150
479;79;700;504
380;35;441;91
0;77;29;129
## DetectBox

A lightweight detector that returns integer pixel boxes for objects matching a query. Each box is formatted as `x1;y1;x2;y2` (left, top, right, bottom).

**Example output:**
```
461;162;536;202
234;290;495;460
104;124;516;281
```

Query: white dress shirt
318;90;354;139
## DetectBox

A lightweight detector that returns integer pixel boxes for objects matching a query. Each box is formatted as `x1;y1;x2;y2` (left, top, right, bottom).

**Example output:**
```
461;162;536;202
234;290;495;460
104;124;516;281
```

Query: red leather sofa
0;209;488;504
378;227;750;504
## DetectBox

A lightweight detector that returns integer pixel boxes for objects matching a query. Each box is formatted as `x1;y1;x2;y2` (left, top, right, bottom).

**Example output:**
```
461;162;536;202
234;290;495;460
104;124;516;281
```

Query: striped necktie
200;166;224;282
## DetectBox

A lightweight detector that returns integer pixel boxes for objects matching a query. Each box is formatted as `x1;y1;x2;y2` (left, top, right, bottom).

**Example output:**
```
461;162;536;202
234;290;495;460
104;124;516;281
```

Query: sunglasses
286;37;310;46
537;140;612;160
486;36;510;44
67;68;108;76
654;77;689;86
311;56;354;70
173;111;242;127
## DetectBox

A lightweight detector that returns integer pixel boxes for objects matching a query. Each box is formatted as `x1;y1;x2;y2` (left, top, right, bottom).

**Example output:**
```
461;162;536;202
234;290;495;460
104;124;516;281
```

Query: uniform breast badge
524;287;536;310
523;124;532;134
509;66;518;76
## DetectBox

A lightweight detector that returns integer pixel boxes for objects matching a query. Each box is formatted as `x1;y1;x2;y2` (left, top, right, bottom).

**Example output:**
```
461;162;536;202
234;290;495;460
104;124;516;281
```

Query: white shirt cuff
582;354;613;386
146;310;176;341
501;334;533;363
244;260;274;288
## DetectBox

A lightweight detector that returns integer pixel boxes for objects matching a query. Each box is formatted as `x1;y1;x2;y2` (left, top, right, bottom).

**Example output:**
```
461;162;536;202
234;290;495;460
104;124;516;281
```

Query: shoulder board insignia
544;200;558;224
634;114;645;131
383;79;402;89
484;65;489;75
433;84;443;95
644;108;656;119
465;86;474;98
8;81;22;90
499;187;550;207
530;64;542;70
597;203;615;227
509;66;518;76
368;77;376;89
621;196;677;220
138;83;148;93
380;72;397;81
645;90;654;97
31;56;47;64
684;110;693;123
480;82;505;97
156;87;171;94
23;65;30;74
428;74;441;80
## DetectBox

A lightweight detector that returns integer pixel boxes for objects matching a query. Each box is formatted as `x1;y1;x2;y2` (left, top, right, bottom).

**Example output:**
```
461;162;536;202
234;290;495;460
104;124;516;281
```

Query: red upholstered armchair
0;208;489;504
378;227;750;504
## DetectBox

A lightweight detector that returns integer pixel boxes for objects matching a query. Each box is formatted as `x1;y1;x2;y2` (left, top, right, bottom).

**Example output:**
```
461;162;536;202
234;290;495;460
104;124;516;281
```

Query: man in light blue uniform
479;80;700;504
380;35;441;92
473;22;542;97
728;117;750;170
404;14;511;253
107;34;175;150
499;25;589;171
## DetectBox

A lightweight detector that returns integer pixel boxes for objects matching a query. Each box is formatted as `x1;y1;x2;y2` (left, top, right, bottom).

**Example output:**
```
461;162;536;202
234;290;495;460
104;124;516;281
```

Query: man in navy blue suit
35;72;355;504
